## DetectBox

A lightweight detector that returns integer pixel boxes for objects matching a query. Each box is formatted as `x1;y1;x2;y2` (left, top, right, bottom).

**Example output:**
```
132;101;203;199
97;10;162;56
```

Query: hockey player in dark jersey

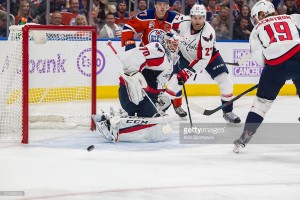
233;0;300;153
121;0;178;50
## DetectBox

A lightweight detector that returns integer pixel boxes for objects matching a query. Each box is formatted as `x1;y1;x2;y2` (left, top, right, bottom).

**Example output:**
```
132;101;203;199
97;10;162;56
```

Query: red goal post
0;25;97;144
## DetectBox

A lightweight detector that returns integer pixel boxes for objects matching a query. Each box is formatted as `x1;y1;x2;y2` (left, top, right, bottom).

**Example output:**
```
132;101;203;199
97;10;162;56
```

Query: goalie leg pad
250;96;273;118
92;114;120;142
214;72;233;101
117;115;176;142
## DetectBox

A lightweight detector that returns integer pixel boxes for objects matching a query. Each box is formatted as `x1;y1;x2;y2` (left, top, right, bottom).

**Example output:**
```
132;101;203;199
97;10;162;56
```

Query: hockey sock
221;99;233;113
172;97;182;108
243;111;264;134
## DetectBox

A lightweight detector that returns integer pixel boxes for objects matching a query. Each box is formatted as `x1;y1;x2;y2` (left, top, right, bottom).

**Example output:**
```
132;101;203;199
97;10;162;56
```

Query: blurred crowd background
0;0;299;39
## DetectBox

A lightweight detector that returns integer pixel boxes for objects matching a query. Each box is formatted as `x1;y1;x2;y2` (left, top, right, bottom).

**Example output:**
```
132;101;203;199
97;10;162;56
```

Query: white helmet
159;29;181;54
250;0;275;26
190;4;207;19
164;29;181;52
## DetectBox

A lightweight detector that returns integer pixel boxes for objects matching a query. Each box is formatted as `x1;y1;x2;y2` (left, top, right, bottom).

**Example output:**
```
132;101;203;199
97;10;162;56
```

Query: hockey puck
87;145;94;152
298;117;300;122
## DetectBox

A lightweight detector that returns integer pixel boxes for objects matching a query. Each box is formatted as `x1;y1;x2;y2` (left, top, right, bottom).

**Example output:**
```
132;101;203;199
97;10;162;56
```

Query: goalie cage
0;25;97;144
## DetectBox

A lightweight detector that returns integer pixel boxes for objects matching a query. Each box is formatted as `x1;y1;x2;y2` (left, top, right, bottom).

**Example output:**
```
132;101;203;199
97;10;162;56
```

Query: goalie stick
106;40;172;134
190;84;258;116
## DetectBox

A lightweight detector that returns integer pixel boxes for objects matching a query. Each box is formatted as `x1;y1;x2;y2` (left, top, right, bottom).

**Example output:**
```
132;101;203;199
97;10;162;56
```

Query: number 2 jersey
250;14;300;66
172;15;218;71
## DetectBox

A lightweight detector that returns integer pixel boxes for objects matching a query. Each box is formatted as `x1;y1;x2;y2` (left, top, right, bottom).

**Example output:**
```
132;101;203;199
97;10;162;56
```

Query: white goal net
0;25;97;143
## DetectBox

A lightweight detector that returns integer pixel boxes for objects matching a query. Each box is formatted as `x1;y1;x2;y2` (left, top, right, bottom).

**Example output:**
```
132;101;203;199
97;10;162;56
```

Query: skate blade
233;144;244;153
227;122;242;127
175;116;187;121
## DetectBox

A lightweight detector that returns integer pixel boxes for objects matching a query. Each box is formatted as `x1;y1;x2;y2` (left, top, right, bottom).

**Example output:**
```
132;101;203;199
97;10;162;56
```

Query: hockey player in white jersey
233;0;300;153
166;4;241;123
93;30;182;142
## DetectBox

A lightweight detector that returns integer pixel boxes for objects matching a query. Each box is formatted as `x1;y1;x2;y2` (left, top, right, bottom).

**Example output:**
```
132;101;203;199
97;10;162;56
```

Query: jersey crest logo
148;29;166;43
149;21;155;29
202;34;213;42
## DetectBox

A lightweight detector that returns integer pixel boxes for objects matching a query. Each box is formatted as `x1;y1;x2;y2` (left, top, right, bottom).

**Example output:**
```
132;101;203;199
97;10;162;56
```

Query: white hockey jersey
250;14;300;66
119;42;173;92
172;15;216;71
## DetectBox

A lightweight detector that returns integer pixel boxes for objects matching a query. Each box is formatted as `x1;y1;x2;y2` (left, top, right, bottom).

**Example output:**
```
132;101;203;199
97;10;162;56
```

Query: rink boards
0;39;297;99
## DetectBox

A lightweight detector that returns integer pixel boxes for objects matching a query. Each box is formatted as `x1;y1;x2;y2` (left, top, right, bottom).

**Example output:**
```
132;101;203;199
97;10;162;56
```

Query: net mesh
0;25;95;142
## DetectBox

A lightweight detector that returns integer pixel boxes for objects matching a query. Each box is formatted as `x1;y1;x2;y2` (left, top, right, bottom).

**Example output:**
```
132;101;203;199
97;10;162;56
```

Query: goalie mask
159;29;181;63
250;0;275;26
160;29;181;53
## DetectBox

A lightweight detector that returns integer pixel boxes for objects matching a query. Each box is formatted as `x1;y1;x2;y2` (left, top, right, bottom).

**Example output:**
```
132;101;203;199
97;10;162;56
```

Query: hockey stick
190;84;258;116
225;53;252;66
175;59;194;128
106;40;172;134
182;83;193;127
224;62;239;66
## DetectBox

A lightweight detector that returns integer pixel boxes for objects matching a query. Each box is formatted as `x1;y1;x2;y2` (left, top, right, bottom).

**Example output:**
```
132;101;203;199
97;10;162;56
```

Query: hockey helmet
250;0;275;26
155;0;169;4
190;4;207;19
164;29;181;52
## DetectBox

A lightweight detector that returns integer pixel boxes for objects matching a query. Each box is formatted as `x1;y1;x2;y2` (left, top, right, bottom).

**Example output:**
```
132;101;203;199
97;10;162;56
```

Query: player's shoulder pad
201;22;215;42
172;15;190;30
204;21;215;32
136;8;155;20
166;10;179;22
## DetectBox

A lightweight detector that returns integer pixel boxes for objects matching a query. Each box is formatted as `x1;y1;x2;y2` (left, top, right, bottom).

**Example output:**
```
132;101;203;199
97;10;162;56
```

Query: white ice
1;96;300;200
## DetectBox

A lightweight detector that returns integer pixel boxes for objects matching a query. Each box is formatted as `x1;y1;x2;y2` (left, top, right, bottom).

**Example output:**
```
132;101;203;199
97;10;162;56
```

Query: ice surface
1;96;300;200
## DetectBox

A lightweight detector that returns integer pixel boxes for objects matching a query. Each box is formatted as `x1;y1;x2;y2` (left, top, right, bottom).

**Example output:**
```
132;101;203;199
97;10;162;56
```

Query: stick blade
189;102;205;114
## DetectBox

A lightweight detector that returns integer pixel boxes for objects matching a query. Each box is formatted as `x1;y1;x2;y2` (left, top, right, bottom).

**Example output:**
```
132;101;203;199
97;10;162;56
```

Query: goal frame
21;25;97;144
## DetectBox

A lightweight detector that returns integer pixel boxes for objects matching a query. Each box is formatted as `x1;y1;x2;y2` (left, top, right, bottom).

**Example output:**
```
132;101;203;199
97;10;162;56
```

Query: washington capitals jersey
121;9;179;46
172;15;216;71
119;42;173;92
250;14;300;66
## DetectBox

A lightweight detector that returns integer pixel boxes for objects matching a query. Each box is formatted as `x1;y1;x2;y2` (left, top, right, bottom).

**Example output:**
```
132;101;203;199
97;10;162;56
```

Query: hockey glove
121;72;147;105
125;40;136;51
177;69;194;85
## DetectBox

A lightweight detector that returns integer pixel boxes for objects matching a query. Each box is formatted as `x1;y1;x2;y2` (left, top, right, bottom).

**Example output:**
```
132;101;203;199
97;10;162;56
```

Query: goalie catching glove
121;72;148;105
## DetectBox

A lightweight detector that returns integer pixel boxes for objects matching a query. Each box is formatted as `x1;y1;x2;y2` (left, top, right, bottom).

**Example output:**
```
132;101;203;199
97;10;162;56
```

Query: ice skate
223;111;241;125
233;130;254;153
92;114;120;142
174;106;187;119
